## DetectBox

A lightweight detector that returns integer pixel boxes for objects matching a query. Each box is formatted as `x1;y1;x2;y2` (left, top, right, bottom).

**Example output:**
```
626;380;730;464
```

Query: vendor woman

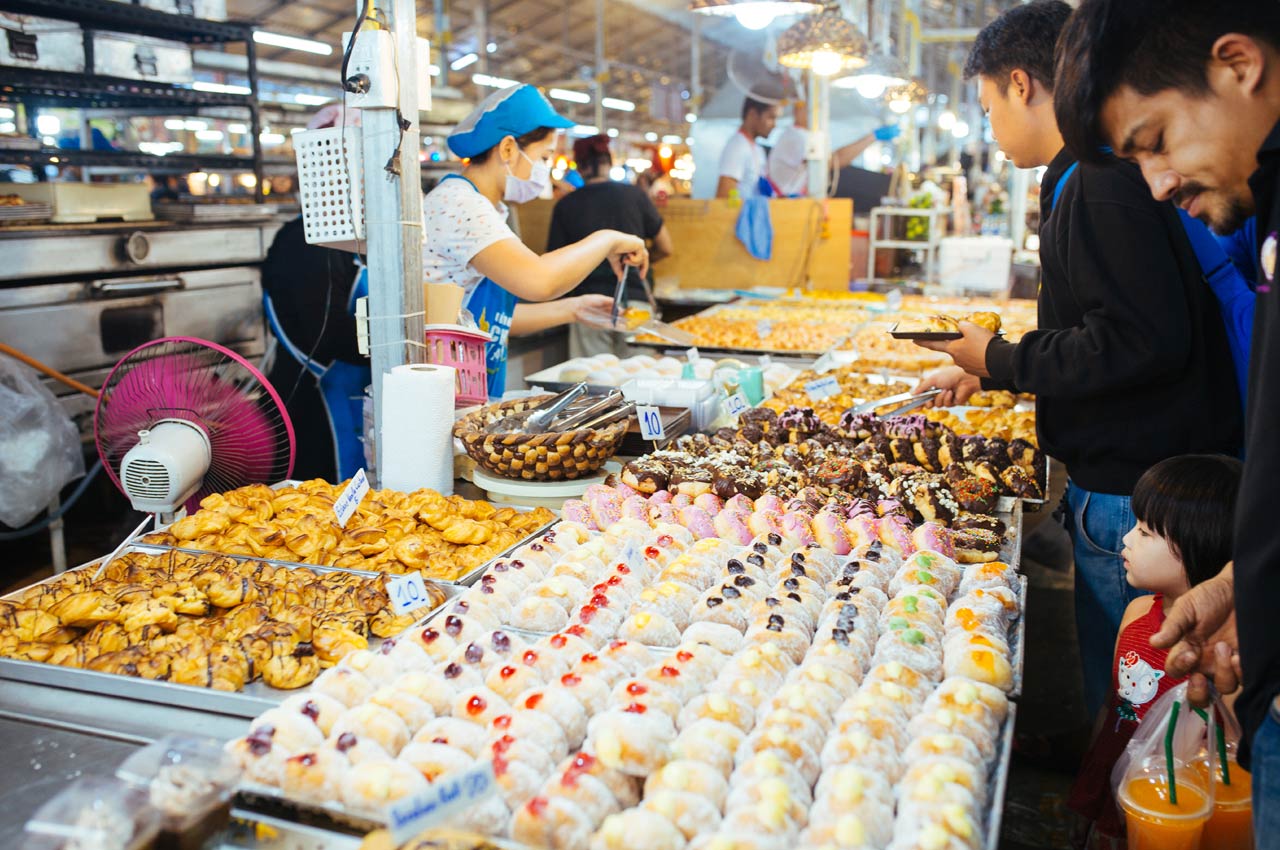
423;84;649;397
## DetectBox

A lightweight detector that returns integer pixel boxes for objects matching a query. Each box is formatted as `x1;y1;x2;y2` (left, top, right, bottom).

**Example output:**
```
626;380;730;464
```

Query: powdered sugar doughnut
311;667;374;708
250;709;324;753
617;611;683;647
588;707;677;776
486;661;547;702
490;710;570;762
452;686;513;727
611;678;683;720
511;796;596;850
412;715;489;756
671;719;745;777
510;596;571;632
339;759;428;811
517;686;590;748
280;693;346;737
398;741;474;782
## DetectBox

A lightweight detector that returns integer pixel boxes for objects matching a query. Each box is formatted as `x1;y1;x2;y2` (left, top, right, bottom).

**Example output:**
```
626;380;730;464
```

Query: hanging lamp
776;11;870;76
689;0;823;32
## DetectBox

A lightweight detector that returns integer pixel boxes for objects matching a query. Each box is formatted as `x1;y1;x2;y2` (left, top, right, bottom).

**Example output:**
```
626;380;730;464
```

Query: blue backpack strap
1051;161;1079;212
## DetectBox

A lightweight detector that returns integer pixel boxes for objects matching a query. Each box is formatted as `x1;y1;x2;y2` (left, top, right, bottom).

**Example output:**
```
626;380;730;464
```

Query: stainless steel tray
451;515;558;587
985;702;1017;850
0;545;461;719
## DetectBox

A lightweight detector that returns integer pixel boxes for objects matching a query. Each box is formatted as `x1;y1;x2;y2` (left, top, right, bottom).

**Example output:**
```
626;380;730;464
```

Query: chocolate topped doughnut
951;475;999;514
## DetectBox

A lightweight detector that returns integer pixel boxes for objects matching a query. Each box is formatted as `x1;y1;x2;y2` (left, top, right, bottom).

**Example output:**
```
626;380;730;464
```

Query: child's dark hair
1131;454;1242;587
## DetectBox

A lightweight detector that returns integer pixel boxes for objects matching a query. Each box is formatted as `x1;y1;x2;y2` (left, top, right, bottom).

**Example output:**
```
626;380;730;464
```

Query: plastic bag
0;358;86;528
1109;682;1216;849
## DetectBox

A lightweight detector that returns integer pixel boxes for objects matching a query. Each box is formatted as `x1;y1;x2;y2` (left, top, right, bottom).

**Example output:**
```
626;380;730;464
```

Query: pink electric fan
94;337;296;518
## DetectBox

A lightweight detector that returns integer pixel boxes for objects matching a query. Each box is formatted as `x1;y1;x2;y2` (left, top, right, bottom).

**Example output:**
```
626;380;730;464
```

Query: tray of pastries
889;311;1003;340
226;491;1023;849
761;367;914;426
0;547;459;716
139;480;557;584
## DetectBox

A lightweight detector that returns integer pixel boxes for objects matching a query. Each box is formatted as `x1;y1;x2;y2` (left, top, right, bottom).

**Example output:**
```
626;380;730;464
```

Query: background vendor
547;133;673;358
715;97;778;199
422;83;648;398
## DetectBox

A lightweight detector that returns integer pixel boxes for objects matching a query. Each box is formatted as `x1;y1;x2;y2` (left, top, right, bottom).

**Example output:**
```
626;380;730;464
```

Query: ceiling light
606;128;619;138
661;134;683;144
888;98;911;114
685;137;695;145
227;123;248;134
777;13;869;75
163;118;186;130
473;73;517;88
294;93;329;106
833;52;907;95
253;30;332;56
689;1;823;31
550;88;591;104
884;78;928;114
685;112;697;123
937;110;956;131
36;115;60;136
644;132;658;142
183;119;207;131
195;129;224;141
0;107;14;120
610;166;626;181
602;97;635;112
192;81;251;95
486;41;497;53
428;64;441;76
951;121;970;139
572;125;600;136
260;132;286;144
450;52;478;71
659;145;672;158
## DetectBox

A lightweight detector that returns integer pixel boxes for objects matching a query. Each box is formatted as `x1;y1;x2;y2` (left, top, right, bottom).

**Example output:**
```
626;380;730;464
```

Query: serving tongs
485;383;587;433
549;390;629;430
614;266;697;346
848;388;942;418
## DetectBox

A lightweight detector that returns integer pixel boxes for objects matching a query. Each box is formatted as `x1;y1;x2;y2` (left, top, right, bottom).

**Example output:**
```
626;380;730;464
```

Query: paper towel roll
380;364;455;495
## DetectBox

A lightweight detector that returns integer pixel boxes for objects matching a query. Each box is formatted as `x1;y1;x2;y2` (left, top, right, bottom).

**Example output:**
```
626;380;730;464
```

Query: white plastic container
622;377;720;429
92;33;194;84
294;125;366;251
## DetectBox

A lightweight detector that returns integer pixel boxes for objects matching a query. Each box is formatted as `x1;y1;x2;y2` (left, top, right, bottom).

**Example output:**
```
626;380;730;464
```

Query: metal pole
807;72;830;199
690;13;701;117
594;0;605;130
362;0;425;481
476;0;489;75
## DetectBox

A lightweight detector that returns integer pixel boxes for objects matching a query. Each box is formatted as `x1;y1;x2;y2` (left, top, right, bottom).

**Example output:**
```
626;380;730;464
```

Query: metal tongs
550;390;631;430
848;388;942;418
612;266;696;346
485;383;587;433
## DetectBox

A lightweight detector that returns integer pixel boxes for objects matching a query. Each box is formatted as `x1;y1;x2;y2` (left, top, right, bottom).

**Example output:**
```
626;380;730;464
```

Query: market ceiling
225;0;1020;130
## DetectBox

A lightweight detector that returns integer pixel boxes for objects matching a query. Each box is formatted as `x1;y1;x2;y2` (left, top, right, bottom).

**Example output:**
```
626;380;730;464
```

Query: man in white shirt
768;101;903;197
716;97;778;199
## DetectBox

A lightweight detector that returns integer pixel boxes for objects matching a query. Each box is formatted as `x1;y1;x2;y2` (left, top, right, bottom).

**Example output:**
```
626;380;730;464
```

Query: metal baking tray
0;545;461;719
985;702;1018;850
144;487;557;588
1009;575;1028;700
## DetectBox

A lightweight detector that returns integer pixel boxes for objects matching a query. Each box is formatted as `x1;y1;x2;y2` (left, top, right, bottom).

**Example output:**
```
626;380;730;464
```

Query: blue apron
438;174;517;400
264;267;370;480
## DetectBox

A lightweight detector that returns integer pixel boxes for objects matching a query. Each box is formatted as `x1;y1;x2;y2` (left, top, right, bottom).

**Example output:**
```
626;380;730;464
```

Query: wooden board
513;197;853;292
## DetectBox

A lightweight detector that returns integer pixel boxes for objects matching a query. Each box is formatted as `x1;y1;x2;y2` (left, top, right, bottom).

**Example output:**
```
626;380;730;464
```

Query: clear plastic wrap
0;357;85;527
23;776;159;850
116;735;241;850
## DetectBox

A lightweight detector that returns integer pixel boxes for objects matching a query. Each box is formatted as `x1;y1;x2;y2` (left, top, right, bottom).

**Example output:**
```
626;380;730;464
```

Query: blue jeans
1065;481;1149;718
1254;698;1280;849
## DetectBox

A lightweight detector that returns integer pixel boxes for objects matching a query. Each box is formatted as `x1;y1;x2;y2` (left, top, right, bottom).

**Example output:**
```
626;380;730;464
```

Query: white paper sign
756;319;773;338
333;468;369;528
805;376;841;401
686;347;700;363
812;351;836;374
723;393;750;417
387;572;434;615
637;405;666;441
387;761;497;844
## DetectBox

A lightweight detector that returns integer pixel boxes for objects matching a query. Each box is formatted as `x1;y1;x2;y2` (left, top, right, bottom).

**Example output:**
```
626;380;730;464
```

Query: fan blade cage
95;337;296;507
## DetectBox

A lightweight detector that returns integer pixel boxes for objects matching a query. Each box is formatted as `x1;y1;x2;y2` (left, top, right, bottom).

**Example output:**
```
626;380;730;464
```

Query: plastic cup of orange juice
1118;770;1212;850
1196;757;1255;850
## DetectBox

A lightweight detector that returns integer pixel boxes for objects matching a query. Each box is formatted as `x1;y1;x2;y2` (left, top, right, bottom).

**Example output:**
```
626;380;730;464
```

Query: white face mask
504;147;550;203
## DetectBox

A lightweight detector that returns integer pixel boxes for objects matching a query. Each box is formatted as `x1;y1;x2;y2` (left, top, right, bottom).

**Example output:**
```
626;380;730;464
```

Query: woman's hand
603;231;649;281
570;294;621;329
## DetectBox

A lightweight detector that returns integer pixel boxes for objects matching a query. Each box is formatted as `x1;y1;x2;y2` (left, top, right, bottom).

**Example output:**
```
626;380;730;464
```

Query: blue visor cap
448;84;574;159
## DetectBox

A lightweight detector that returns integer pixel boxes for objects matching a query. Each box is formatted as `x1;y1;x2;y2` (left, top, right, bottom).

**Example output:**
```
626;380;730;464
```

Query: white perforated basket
294;126;365;251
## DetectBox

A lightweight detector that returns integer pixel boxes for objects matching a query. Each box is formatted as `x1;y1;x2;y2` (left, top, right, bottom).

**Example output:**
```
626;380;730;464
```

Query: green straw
1166;700;1182;806
1217;721;1231;786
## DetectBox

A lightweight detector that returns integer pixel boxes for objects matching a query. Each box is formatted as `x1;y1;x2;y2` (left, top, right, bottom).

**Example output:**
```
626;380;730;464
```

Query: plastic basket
294;126;364;251
425;323;491;407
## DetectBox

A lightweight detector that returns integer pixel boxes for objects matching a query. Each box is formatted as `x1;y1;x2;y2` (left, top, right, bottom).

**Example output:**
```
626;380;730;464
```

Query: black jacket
547;180;663;299
1235;119;1280;766
983;148;1242;495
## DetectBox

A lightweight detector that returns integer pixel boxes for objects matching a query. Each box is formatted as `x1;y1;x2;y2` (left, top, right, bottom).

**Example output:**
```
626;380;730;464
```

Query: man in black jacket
1051;0;1280;836
916;0;1243;720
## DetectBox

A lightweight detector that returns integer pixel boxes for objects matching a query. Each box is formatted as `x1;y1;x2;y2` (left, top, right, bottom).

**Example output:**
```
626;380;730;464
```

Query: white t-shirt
768;126;809;197
421;176;517;295
718;131;767;198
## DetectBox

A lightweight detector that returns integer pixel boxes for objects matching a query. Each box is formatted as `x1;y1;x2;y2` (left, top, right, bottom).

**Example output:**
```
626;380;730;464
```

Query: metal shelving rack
0;0;265;199
868;205;944;283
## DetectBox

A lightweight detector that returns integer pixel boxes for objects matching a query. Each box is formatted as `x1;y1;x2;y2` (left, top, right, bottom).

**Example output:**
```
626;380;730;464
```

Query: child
1068;454;1243;850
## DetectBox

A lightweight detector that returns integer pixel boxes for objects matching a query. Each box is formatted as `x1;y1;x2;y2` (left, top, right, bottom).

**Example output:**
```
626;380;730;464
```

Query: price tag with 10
386;572;435;616
722;393;750;418
637;405;666;441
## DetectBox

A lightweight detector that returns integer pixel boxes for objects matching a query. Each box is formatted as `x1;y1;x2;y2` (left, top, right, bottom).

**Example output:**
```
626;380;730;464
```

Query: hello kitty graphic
1116;650;1164;722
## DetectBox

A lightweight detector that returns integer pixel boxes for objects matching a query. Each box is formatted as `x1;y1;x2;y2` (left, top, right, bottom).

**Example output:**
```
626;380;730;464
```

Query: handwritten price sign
387;761;497;843
723;393;750;418
637;405;666;441
805;376;841;401
333;468;369;528
386;572;434;616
